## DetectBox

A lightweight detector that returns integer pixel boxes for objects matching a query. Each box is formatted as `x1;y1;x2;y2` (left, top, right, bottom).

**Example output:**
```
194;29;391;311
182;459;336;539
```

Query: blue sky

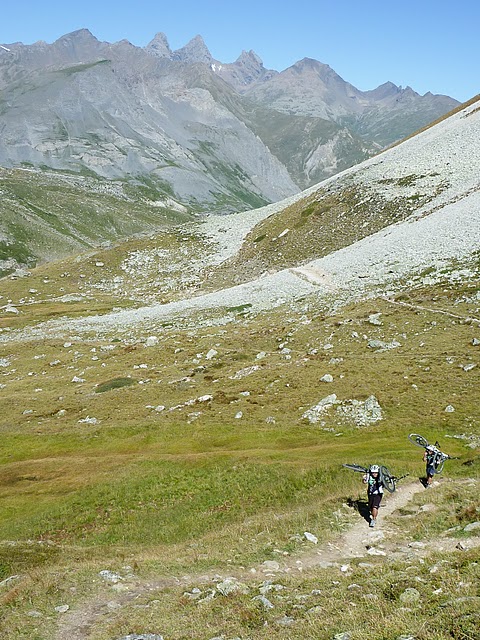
2;1;478;102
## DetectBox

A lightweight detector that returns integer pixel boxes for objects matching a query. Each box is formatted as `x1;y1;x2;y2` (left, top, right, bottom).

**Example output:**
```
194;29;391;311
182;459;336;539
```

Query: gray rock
368;339;401;351
304;531;318;544
320;374;334;383
472;338;480;346
261;560;281;572
216;578;249;596
259;581;284;595
275;615;295;626
336;395;383;427
252;594;274;609
302;394;338;422
197;588;216;604
463;521;480;532
117;636;164;640
99;570;123;583
0;575;20;588
367;547;386;556
307;605;323;614
55;604;70;613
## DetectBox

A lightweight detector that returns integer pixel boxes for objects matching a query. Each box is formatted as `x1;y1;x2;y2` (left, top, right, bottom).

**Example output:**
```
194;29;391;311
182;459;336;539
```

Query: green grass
0;230;479;638
94;377;137;393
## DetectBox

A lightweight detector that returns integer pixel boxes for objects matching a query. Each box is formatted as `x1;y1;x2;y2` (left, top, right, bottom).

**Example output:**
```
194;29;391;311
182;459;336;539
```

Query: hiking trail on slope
55;479;478;640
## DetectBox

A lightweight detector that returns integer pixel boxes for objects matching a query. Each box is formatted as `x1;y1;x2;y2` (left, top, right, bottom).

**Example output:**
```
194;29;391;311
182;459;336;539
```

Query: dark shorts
368;493;382;510
426;465;435;478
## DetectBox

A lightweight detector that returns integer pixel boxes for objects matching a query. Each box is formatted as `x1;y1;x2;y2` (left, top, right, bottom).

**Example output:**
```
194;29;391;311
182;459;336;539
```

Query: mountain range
0;29;458;212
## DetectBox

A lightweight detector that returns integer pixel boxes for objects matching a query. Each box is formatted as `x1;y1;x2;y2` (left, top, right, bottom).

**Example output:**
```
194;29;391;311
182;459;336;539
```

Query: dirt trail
55;481;439;640
282;480;425;571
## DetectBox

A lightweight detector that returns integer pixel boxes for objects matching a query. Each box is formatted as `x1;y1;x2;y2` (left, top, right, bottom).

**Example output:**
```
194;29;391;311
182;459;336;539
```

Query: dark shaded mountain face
0;29;459;211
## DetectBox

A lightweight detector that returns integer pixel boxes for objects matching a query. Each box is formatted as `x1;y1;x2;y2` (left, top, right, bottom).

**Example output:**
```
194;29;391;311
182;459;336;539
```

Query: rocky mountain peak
229;49;267;84
173;35;213;64
365;81;402;100
54;29;99;46
292;57;339;80
236;49;263;67
49;28;104;61
145;32;172;58
401;85;419;98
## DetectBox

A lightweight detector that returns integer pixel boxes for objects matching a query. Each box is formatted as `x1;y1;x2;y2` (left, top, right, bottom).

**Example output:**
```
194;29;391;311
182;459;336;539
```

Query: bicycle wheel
380;465;396;493
342;463;368;473
433;453;445;474
408;433;429;448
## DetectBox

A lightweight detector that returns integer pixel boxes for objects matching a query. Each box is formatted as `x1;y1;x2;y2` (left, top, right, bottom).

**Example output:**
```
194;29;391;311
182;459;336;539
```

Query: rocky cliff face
242;57;459;145
0;29;460;207
0;31;298;211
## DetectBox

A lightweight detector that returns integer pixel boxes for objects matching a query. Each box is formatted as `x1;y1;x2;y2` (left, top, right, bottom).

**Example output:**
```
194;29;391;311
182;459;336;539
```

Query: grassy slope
1;253;479;638
0;167;193;276
204;173;444;289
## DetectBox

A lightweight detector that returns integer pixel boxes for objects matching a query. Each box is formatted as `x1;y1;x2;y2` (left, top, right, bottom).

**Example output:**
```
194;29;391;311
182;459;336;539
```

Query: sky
1;1;478;102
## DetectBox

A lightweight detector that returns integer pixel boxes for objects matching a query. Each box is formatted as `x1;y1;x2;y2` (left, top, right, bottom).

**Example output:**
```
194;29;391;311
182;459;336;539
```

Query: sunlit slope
207;96;480;288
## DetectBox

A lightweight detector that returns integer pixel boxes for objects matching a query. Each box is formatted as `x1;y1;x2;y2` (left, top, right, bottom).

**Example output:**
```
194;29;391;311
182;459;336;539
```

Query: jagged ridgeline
0;29;459;273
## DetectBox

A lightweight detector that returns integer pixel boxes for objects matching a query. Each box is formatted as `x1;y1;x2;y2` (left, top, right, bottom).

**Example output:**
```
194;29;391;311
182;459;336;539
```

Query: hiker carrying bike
363;464;385;527
423;444;437;488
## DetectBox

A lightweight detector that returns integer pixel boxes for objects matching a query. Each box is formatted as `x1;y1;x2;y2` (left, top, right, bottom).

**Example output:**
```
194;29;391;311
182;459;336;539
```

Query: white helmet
369;464;380;473
426;445;435;452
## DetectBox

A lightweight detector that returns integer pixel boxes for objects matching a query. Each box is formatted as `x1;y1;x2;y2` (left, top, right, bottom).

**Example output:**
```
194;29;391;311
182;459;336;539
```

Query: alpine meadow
0;29;479;640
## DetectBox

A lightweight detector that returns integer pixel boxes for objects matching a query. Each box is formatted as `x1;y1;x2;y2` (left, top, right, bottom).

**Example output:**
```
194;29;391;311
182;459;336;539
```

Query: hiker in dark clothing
423;445;437;487
363;464;385;527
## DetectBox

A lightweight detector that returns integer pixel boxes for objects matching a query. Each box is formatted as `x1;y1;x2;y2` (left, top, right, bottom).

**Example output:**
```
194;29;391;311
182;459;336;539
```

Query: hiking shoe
369;519;376;528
